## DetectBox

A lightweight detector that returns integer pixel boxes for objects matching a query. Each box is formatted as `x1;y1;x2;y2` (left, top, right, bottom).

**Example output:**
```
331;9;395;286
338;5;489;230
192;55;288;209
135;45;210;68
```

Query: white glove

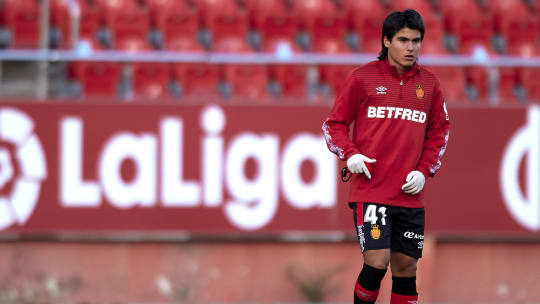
401;171;425;195
347;153;376;179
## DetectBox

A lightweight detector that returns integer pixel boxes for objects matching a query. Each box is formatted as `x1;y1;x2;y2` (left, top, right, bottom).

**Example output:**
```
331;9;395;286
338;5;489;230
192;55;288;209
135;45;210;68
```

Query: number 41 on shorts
364;204;387;225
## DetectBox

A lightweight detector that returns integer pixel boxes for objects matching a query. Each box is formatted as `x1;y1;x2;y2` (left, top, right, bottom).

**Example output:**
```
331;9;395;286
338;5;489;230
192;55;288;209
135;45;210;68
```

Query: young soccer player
322;9;450;304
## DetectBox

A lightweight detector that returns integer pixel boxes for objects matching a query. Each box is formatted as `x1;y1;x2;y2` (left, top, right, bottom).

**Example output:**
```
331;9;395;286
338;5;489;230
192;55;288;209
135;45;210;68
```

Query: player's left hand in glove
401;171;425;195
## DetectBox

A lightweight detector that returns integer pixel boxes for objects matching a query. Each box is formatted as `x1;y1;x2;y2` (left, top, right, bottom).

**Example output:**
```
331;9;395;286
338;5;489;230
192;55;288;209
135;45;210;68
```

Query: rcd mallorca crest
0;107;47;230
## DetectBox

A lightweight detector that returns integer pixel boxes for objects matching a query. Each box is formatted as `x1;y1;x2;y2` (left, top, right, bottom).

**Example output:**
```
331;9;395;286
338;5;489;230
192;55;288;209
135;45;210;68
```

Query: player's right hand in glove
347;153;376;179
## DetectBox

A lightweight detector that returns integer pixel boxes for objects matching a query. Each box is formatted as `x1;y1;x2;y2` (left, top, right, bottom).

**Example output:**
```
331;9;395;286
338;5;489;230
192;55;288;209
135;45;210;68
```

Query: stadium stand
0;0;537;104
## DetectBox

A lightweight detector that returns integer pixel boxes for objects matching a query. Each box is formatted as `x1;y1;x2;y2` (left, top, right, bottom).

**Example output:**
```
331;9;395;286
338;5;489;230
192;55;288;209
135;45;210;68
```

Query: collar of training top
378;58;419;81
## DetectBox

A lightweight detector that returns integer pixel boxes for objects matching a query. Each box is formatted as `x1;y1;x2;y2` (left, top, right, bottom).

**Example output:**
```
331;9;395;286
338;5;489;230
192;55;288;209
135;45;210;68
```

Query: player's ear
383;36;391;48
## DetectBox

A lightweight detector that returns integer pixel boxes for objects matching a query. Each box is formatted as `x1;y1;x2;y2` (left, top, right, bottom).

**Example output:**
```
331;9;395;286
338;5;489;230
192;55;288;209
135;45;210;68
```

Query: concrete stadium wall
0;238;539;303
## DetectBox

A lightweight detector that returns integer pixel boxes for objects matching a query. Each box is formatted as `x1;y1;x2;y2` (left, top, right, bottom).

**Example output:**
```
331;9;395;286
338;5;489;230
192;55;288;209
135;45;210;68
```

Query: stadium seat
77;0;101;43
487;0;539;55
428;66;468;104
195;0;249;50
132;63;171;99
101;0;152;50
148;0;201;50
291;0;347;51
318;64;355;96
246;0;298;50
389;0;434;16
342;0;387;53
313;38;349;54
519;67;540;102
1;0;40;48
173;64;220;97
71;62;122;97
269;64;308;100
223;64;270;102
497;67;520;104
50;0;70;48
440;0;495;54
465;67;489;102
421;38;449;55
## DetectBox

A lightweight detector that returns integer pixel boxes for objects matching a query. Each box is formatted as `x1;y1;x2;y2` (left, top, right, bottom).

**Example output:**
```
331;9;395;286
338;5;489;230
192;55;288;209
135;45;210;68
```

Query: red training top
322;59;450;208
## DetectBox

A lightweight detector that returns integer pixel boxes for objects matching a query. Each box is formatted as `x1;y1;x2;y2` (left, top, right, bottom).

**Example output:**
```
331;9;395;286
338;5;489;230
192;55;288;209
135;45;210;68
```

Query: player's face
384;27;422;74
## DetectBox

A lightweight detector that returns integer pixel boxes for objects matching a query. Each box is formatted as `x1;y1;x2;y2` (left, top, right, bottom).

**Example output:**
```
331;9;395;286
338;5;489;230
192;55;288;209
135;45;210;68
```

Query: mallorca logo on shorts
415;85;424;99
370;224;381;240
0;107;47;231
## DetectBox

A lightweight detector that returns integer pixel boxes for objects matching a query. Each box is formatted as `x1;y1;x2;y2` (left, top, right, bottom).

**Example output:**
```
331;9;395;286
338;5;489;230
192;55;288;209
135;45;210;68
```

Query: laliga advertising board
0;103;538;237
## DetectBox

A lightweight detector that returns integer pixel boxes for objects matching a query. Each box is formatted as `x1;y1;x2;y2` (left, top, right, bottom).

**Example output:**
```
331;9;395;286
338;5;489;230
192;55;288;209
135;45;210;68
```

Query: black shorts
349;202;425;259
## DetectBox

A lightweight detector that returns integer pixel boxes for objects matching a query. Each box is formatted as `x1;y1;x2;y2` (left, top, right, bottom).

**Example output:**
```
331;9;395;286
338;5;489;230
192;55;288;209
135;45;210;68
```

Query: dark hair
378;9;425;61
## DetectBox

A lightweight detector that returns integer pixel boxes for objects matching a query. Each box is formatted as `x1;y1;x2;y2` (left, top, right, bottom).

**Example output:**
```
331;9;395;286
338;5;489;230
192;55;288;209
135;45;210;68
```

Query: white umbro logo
376;86;387;95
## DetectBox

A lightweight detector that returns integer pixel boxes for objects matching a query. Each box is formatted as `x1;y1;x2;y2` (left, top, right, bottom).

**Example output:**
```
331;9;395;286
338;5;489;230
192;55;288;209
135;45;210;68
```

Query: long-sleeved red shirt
322;59;450;208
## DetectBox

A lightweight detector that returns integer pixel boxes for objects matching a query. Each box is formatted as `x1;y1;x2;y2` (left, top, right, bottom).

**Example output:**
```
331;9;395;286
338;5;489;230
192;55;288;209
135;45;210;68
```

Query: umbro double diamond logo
376;86;387;95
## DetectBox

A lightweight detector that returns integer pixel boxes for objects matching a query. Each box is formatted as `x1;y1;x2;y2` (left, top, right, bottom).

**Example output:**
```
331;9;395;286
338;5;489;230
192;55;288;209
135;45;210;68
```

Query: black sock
354;263;387;304
391;276;418;295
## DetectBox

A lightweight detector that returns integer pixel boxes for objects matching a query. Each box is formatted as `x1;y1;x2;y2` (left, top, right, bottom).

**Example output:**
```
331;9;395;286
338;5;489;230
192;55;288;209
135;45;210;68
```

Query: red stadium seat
247;0;298;50
195;0;249;49
223;64;270;102
270;64;308;100
465;66;489;102
213;36;252;53
173;64;220;97
440;0;495;54
132;63;171;99
428;66;468;104
72;62;122;97
497;67;520;104
292;0;347;50
421;38;450;55
78;0;101;42
389;0;434;16
148;0;201;50
319;64;355;96
50;0;69;47
1;0;40;48
101;0;152;50
488;0;539;56
342;0;387;53
519;68;540;102
313;38;349;54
